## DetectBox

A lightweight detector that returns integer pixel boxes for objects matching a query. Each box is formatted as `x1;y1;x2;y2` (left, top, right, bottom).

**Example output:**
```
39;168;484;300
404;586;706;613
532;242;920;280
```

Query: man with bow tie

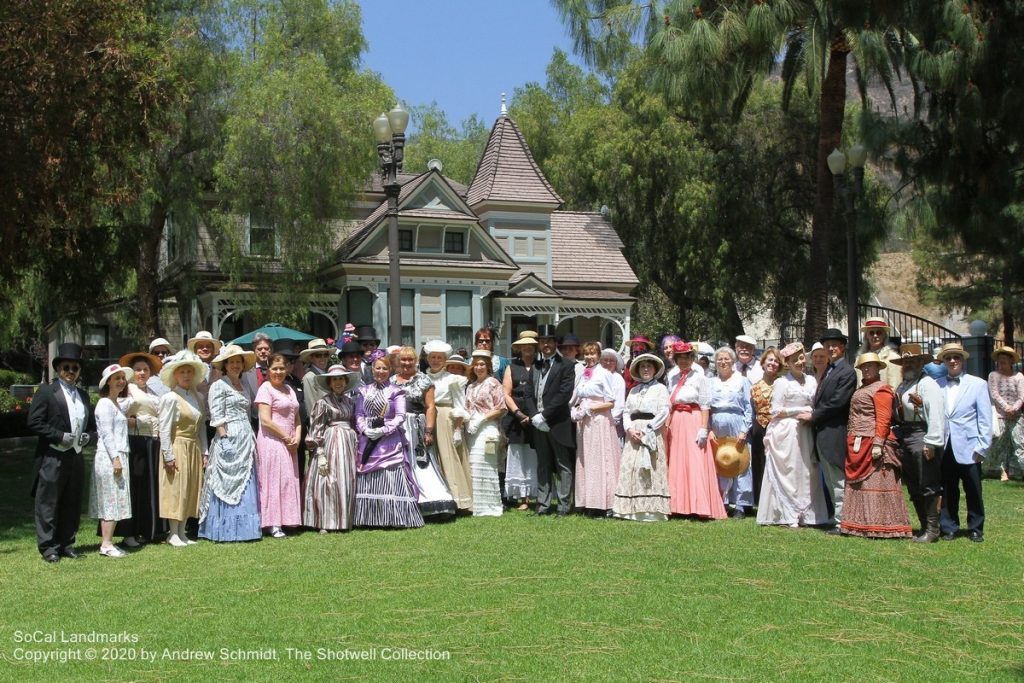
28;343;97;563
934;343;991;542
811;328;857;534
530;325;576;515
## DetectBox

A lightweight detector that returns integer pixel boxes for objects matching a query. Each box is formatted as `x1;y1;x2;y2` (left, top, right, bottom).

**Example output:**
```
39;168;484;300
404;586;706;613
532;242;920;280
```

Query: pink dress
666;368;726;519
255;382;302;527
572;365;623;511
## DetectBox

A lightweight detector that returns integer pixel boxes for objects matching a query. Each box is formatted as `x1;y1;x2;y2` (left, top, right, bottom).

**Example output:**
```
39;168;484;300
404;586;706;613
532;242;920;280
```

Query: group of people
27;317;1018;562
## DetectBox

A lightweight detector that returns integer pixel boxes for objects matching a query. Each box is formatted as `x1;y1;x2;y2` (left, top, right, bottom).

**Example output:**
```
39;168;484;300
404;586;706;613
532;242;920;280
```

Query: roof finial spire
500;92;507;117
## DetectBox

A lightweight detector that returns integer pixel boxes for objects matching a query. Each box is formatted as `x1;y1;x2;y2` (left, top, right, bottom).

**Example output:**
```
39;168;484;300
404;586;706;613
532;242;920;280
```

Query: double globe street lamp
374;104;410;345
827;143;867;362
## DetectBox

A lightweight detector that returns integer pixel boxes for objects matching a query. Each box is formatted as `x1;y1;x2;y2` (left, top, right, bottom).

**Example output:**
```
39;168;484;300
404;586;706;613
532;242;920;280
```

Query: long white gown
757;372;829;526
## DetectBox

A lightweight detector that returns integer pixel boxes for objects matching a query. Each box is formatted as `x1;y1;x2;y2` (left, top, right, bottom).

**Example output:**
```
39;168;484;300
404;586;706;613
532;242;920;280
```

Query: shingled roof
550;211;638;286
466;113;563;207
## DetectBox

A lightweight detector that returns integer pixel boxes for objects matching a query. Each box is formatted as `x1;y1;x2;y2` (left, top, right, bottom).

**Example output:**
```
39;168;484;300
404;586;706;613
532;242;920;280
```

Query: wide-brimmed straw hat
854;352;887;370
98;364;134;391
299;338;333;362
148;337;175;354
211;344;256;372
935;342;970;362
628;353;665;382
119;351;162;373
313;364;360;393
446;353;470;368
714;437;750;478
159;350;209;389
889;343;934;366
470;349;492;360
994;345;1020;364
186;330;222;355
511;331;540;347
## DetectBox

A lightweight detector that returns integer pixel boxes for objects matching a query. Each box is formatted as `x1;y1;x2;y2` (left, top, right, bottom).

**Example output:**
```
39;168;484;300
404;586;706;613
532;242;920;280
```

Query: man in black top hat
27;343;96;562
354;325;380;384
811;328;857;533
531;324;577;515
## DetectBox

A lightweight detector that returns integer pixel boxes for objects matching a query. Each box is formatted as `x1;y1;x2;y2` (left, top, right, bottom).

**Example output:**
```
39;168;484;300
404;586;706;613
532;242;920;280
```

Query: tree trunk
136;202;167;343
1003;265;1015;345
802;36;850;348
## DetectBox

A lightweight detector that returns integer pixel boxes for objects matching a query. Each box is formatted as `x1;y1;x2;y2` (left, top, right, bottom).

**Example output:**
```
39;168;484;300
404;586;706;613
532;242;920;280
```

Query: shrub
0;369;34;389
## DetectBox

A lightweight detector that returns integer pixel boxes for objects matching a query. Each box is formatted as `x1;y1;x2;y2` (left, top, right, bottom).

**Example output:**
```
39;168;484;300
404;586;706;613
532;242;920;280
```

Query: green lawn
0;443;1021;682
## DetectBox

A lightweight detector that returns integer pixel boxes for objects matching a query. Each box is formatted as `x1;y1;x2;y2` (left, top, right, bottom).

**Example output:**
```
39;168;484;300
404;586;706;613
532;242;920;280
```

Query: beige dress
428;369;473;511
159;390;206;522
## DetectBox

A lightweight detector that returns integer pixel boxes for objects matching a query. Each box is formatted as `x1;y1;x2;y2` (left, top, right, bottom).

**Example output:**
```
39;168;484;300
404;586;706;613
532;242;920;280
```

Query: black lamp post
374;104;409;346
827;143;867;363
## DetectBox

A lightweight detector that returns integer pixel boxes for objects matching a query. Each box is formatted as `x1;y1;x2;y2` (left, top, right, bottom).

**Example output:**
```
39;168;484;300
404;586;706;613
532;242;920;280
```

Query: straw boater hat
98;364;134;391
423;339;453;356
854;352;887;370
446;353;470;368
211;344;256;372
714;437;750;478
889;343;934;366
861;317;890;333
313;364;360;393
628;353;665;382
186;330;222;355
119;351;162;373
159;350;209;388
935;342;970;362
511;331;540;347
298;338;332;362
993;345;1021;364
471;349;492;360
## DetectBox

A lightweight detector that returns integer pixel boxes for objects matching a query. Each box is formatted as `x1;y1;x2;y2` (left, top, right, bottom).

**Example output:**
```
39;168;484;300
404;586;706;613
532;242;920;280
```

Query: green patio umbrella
229;323;316;346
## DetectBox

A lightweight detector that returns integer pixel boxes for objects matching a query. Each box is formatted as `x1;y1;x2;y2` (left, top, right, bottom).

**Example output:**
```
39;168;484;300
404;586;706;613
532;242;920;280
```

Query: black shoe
968;531;984;543
60;547;86;559
531;508;554;517
826;527;842;536
556;510;570;517
42;554;60;564
940;532;957;541
729;508;746;520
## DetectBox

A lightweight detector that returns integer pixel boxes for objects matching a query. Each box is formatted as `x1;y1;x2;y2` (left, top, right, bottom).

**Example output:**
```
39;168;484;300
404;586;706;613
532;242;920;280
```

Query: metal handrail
771;305;963;352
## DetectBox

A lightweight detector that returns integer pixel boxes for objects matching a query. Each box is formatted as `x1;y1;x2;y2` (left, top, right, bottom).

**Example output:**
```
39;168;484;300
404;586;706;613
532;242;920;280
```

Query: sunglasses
59;364;81;372
312;352;331;358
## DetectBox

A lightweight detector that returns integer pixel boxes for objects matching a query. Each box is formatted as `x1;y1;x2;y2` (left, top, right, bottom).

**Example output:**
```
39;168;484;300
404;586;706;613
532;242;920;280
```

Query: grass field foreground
0;444;1022;682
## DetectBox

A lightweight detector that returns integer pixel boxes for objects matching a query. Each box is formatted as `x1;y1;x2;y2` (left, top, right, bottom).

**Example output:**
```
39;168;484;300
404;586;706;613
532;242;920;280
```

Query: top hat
337;340;363;356
354;325;380;344
536;324;559;340
52;343;84;370
272;338;300;359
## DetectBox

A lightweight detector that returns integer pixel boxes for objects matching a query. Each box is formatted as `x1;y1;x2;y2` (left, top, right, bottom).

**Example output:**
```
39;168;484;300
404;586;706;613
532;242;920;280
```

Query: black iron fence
768;305;963;353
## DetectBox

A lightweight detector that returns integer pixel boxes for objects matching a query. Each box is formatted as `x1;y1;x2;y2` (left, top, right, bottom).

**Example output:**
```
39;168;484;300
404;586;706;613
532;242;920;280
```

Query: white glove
364;427;384;440
531;414;551;432
871;444;883;460
452;429;463;446
467;415;484;435
696;428;708;449
60;433;75;448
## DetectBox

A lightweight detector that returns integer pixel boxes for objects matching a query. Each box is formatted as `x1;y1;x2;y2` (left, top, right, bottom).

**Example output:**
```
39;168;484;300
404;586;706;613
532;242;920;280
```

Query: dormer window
399;229;414;251
247;211;278;257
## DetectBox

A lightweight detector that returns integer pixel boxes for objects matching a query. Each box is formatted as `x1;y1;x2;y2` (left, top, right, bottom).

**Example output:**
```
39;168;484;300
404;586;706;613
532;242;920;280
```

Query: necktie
741;364;748;377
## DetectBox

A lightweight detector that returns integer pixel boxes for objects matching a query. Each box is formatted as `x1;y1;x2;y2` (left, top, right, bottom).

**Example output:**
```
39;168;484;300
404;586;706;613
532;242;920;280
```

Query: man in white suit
935;343;992;542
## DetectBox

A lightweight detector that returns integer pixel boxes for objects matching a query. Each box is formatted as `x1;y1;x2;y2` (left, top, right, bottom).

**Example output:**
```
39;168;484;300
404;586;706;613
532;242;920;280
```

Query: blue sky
359;0;583;131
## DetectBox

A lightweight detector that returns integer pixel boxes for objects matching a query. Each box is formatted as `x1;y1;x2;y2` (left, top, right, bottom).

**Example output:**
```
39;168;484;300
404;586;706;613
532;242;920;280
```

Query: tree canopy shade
552;0;941;344
402;104;490;186
0;0;178;343
869;2;1017;342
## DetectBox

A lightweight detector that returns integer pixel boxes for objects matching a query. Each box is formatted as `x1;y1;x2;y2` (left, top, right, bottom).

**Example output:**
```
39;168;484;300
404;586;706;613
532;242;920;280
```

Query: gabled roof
466;113;563;208
550;211;638;286
335;169;474;259
507;272;561;297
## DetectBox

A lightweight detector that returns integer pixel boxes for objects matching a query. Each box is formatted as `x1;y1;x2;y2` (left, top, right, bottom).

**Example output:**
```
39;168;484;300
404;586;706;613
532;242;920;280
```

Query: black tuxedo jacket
27;380;96;457
537;354;575;448
811;358;857;467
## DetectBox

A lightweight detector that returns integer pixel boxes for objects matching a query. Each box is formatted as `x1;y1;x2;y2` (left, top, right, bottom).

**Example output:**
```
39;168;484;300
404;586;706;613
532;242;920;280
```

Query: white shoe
168;534;188;547
121;536;140;548
185;537;197;545
100;545;126;558
271;527;286;539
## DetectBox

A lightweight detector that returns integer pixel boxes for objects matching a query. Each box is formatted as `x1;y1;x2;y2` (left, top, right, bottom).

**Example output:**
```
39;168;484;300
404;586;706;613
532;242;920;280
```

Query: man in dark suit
531;325;576;516
27;343;96;563
811;328;857;534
